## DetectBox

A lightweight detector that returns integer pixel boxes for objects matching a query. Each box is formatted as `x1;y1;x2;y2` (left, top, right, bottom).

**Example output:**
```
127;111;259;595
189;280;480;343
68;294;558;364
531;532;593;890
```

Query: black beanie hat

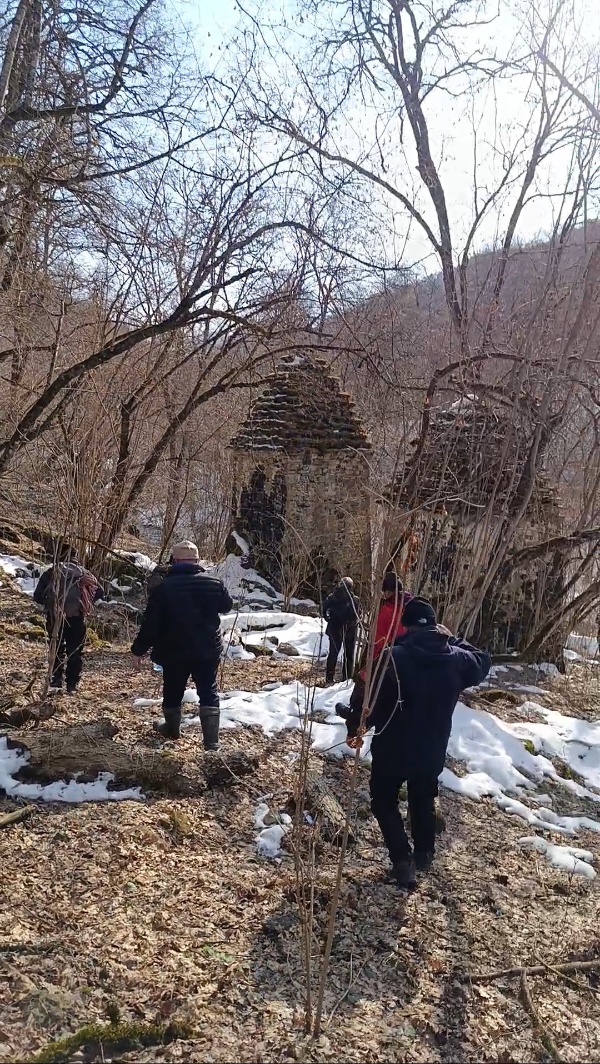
402;596;437;628
382;571;403;593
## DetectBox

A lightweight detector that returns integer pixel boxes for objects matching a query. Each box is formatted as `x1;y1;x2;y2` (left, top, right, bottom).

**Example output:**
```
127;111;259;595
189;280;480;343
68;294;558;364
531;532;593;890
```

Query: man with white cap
131;541;233;746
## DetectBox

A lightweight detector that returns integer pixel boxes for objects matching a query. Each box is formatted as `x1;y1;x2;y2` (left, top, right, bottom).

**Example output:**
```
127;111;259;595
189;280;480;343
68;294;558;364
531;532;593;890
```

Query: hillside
0;558;599;1062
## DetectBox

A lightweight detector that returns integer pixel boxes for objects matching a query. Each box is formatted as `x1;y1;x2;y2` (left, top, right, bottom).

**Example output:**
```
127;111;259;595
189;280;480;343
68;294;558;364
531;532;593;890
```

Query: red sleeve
373;595;409;657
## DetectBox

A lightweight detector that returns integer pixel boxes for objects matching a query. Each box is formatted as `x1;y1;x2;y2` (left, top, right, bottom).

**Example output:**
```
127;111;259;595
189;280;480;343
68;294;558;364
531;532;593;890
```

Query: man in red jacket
336;571;412;717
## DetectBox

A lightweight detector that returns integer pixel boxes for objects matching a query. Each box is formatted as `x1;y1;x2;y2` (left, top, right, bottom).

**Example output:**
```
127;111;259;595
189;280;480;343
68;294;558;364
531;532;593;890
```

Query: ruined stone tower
390;394;567;660
229;355;372;599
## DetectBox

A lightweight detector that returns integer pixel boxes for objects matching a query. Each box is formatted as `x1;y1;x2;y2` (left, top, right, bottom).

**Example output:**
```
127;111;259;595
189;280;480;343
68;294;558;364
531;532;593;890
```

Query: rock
245;641;274;656
278;642;300;656
261;912;298;938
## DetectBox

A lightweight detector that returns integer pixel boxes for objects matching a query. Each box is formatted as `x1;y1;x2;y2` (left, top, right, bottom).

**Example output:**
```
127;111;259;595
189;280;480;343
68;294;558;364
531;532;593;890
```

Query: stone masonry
229;355;372;599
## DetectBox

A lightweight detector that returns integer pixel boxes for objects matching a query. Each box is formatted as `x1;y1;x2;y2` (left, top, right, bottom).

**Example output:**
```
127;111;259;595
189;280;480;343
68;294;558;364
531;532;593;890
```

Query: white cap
172;540;200;562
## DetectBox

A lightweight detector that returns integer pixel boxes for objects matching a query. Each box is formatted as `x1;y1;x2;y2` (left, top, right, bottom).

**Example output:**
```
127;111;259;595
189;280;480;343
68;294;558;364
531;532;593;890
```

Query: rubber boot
154;705;182;740
199;706;220;751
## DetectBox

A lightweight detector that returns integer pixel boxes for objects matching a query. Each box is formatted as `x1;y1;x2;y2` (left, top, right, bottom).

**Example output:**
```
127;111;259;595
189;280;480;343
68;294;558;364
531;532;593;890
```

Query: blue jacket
351;628;491;777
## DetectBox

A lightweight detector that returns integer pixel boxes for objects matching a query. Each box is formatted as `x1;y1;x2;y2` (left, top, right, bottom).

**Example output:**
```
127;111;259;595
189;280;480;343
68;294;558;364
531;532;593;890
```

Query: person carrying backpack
323;577;360;684
34;548;102;694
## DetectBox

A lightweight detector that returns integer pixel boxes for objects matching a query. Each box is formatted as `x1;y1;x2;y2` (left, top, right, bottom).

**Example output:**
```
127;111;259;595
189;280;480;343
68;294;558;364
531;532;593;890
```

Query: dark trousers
46;614;86;689
161;657;220;711
326;625;356;683
370;746;438;862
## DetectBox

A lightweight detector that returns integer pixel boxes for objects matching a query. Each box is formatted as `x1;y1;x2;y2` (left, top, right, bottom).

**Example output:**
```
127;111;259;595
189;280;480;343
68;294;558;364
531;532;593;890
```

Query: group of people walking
34;545;490;891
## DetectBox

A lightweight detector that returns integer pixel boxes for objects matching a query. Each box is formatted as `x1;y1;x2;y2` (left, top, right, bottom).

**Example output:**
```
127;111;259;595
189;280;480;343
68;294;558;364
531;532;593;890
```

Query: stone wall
232;449;372;599
394;508;568;662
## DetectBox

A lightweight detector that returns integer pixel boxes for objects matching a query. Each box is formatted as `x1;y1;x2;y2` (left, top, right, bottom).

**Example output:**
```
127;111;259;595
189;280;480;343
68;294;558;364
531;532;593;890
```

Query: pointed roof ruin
230;354;371;454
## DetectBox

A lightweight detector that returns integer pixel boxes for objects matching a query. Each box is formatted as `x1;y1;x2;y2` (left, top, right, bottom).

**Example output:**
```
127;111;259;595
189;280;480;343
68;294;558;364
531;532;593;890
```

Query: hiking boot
414;850;434;873
199;706;220;751
66;686;78;696
48;686;63;696
154;706;182;740
335;702;351;721
392;857;417;890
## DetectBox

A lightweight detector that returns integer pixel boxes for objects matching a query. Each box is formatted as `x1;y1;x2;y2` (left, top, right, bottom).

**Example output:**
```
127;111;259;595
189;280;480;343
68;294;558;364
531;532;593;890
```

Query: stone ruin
229;355;372;601
390;394;567;661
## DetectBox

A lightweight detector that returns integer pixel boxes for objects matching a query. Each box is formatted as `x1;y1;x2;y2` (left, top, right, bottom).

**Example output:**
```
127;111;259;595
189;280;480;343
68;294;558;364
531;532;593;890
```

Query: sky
170;0;600;278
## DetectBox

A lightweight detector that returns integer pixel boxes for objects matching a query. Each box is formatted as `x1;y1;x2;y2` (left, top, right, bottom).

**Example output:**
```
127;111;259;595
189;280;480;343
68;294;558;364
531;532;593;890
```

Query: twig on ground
520;969;563;1062
0;806;34;829
0;939;59;953
327;952;372;1023
470;958;600;982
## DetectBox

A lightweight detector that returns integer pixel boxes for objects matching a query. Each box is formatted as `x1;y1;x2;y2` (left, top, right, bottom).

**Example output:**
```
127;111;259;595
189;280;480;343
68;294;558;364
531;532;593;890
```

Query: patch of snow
132;654;600;870
222;610;327;660
567;633;599;660
110;579;134;592
534;662;561;678
254;802;292;857
114;550;156;573
0;737;142;804
0;553;44;596
207;554;317;612
232;531;250;555
518;836;596;878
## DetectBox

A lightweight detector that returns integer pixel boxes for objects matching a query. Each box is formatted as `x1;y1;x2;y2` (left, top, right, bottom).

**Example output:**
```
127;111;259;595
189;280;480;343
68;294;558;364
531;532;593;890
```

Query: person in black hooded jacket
323;577;360;683
345;597;490;889
131;541;233;747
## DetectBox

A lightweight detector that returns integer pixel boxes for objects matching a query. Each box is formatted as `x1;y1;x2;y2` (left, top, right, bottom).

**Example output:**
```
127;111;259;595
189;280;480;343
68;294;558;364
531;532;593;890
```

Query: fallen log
303;761;356;847
9;720;204;797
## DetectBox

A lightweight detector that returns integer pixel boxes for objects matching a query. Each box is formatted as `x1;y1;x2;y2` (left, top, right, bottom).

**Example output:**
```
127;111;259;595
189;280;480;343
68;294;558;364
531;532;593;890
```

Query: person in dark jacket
33;548;102;694
345;597;491;889
131;541;233;747
323;577;360;684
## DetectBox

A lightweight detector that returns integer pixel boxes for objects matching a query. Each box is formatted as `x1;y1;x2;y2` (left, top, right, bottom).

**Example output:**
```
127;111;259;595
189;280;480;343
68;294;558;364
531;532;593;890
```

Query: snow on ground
0;737;142;804
135;678;600;873
210;554;316;611
114;549;156;572
222;610;327;659
566;633;599;661
0;553;45;596
518;836;596;878
253;802;292;857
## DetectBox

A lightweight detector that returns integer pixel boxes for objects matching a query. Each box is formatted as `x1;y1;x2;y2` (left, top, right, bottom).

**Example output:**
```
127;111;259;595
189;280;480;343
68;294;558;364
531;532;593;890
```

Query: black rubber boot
154;706;182;740
199;706;220;751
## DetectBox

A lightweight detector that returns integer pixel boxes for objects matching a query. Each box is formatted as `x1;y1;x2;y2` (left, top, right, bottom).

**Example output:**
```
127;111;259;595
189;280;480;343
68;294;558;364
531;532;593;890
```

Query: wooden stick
469;958;600;983
535;956;600;996
520;970;563;1062
0;806;34;829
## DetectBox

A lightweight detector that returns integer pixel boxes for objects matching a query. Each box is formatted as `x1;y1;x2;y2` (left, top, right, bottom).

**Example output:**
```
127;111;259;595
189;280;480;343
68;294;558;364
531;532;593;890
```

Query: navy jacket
131;563;233;663
348;628;491;777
